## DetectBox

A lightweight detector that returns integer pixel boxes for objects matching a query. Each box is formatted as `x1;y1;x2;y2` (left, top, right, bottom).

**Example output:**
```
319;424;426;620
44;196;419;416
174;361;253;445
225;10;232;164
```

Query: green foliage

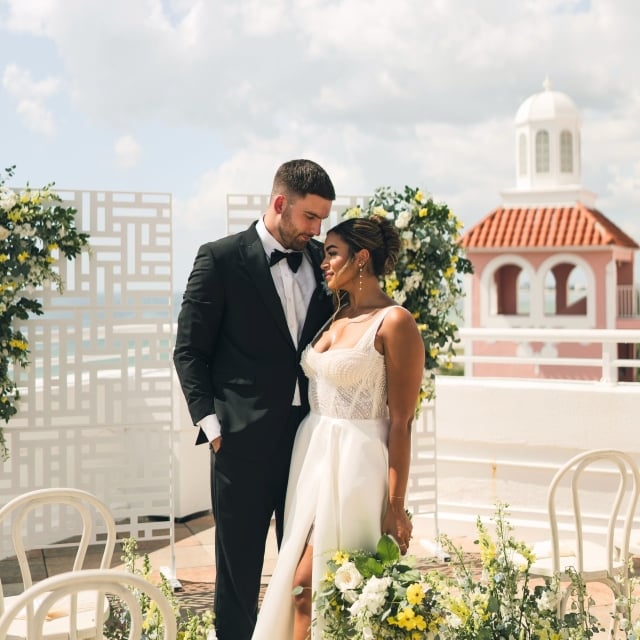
342;186;473;406
104;537;217;640
316;503;606;639
0;165;90;459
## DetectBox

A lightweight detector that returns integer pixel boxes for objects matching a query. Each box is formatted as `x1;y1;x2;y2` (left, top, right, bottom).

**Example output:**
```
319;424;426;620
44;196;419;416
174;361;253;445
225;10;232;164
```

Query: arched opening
544;262;588;316
560;130;573;172
492;263;529;316
518;133;527;176
535;130;550;173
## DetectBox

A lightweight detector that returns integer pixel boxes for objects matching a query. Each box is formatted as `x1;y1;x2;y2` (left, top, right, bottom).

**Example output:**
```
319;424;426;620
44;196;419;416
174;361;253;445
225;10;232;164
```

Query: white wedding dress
251;306;395;640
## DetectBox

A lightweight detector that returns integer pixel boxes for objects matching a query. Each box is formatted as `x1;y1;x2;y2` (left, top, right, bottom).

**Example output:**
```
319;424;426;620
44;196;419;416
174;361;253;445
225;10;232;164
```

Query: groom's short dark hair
272;159;335;201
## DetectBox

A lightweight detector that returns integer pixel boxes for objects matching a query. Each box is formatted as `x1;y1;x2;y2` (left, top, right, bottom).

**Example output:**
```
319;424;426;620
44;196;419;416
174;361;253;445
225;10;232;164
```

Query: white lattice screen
226;194;439;531
0;189;174;551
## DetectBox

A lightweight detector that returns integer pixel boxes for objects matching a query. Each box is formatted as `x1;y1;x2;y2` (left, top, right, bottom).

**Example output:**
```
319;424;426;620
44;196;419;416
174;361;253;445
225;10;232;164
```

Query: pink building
460;80;640;381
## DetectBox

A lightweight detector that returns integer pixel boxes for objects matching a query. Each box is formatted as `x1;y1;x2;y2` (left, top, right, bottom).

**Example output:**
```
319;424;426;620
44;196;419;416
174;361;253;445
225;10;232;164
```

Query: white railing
429;325;640;541
452;327;640;383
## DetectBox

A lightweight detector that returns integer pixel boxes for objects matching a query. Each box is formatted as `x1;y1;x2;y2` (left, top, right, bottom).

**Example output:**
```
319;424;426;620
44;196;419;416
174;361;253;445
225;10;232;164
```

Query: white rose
0;225;10;240
334;561;363;593
396;210;411;229
0;187;17;211
349;575;391;617
536;589;557;612
392;290;407;305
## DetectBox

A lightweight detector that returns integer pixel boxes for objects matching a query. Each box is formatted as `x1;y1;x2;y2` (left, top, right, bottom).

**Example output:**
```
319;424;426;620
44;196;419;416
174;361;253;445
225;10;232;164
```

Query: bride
251;214;425;640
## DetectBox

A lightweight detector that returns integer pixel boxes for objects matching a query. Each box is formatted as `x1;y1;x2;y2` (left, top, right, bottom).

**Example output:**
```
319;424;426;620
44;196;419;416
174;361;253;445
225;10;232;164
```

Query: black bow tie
269;249;303;273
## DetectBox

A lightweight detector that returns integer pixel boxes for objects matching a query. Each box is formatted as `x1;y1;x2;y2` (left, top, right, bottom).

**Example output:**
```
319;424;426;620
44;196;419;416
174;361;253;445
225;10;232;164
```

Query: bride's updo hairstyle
329;214;400;276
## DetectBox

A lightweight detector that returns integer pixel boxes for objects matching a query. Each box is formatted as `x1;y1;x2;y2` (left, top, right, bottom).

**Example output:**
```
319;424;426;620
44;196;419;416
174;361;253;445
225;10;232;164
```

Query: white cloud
1;0;639;273
2;63;59;135
114;134;142;169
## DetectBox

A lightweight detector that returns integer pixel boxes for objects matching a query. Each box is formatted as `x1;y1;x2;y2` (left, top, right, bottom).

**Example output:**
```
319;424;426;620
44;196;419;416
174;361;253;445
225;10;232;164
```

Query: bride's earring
358;263;363;292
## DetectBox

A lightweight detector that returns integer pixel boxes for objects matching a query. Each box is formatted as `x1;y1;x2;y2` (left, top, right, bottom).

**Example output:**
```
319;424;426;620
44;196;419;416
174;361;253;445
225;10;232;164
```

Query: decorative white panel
0;190;173;551
408;403;439;534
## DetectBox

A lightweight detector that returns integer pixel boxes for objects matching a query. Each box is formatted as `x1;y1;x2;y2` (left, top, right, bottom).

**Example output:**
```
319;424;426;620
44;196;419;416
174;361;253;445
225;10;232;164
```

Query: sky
1;0;639;294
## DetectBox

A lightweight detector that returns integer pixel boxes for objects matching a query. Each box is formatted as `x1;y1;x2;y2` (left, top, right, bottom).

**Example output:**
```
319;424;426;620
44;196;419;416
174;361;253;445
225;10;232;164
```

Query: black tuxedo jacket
173;222;333;458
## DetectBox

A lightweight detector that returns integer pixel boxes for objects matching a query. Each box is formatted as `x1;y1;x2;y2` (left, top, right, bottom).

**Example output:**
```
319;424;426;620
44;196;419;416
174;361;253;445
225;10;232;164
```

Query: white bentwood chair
528;449;640;627
0;487;117;639
0;568;178;640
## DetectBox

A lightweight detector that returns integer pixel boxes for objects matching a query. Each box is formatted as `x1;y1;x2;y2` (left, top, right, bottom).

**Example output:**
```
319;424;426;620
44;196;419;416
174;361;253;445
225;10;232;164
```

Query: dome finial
543;76;552;91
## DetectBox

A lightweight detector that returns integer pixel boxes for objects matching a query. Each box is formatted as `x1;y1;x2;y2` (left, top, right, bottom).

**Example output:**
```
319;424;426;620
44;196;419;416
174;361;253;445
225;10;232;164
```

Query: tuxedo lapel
240;224;296;350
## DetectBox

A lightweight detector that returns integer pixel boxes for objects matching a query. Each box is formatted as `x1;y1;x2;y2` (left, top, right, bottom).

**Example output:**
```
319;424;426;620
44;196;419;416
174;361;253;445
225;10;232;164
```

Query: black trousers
210;406;306;640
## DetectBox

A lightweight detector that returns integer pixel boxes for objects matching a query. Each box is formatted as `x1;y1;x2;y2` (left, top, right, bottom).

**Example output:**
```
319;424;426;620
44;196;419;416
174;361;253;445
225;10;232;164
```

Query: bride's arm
377;306;425;553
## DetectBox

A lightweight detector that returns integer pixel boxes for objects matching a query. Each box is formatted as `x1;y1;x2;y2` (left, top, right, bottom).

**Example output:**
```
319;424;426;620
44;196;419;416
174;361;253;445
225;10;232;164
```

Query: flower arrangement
315;503;605;640
436;502;604;640
105;537;217;640
0;165;89;460
315;533;444;639
342;186;473;405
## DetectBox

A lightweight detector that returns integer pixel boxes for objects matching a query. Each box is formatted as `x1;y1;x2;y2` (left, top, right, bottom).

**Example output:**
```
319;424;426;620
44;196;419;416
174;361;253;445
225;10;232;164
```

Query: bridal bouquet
314;534;444;639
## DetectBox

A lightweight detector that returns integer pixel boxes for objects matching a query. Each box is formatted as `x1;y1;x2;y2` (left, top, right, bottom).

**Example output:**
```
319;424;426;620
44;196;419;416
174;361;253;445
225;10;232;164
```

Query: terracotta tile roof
461;203;639;249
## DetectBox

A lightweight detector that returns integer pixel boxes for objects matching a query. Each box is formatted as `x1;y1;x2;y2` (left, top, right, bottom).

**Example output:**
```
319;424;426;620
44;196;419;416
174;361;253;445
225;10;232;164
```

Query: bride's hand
382;501;413;555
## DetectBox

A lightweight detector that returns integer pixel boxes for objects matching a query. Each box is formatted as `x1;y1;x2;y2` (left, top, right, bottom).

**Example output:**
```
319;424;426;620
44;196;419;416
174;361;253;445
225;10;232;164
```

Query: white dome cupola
502;78;596;207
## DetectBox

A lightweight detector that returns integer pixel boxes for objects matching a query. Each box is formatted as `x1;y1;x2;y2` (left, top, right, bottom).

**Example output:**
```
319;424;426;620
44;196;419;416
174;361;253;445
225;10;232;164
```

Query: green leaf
354;555;384;578
376;533;400;563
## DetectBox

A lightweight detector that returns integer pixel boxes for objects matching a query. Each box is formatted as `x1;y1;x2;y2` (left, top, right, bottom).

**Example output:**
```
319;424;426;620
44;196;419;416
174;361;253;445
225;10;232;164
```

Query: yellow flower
142;600;158;630
372;205;389;218
343;206;362;219
0;255;8;263
17;251;30;263
456;219;464;230
430;288;439;297
415;190;424;203
8;210;22;222
332;550;349;565
48;243;58;251
406;582;426;605
444;266;455;279
417;323;427;332
20;193;30;204
418;207;427;217
430;347;439;359
384;275;399;294
9;339;28;351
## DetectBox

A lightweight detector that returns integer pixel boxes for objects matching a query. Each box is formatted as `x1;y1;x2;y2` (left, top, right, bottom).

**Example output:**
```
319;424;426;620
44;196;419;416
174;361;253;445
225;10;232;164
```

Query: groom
173;159;336;640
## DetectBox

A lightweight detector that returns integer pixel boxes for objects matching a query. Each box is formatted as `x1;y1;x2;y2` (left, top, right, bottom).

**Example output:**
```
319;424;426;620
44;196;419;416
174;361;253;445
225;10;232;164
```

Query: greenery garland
0;166;89;460
342;186;473;407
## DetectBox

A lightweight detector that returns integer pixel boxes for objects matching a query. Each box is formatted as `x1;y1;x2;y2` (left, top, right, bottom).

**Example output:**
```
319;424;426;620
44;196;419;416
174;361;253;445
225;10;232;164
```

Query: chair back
546;449;640;575
0;487;117;592
0;569;178;640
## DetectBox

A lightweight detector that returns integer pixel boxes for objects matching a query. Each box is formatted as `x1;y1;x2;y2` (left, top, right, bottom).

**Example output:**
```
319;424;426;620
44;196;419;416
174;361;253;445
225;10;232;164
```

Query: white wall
433;376;640;540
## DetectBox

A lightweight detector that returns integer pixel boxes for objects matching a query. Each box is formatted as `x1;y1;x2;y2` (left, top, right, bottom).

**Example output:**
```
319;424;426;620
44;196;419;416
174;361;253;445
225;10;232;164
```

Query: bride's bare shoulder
378;305;420;336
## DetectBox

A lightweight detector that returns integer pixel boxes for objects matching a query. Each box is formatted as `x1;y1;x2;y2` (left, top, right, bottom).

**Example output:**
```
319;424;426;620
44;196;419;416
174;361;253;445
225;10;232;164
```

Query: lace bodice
301;307;394;420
